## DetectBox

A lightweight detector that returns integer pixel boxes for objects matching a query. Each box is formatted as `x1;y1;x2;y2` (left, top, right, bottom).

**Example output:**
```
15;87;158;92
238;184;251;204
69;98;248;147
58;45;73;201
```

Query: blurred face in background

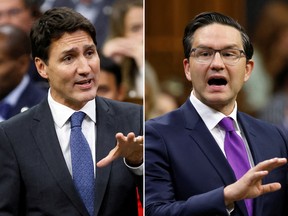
0;34;28;99
97;70;125;101
124;6;143;41
0;0;35;34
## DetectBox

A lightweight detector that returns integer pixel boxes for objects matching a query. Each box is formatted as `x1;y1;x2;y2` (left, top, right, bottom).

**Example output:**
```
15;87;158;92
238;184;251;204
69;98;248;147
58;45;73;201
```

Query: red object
137;187;143;216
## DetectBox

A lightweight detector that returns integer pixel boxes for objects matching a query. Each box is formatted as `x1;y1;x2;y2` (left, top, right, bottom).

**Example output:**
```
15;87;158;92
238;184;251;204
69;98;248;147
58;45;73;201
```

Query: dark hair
183;12;253;61
30;7;97;64
0;24;31;58
23;0;44;18
108;0;143;39
99;53;122;88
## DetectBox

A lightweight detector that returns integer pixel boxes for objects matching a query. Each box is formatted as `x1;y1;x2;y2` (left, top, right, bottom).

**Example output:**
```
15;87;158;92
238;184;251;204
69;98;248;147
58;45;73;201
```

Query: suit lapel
183;100;248;216
237;113;262;216
94;97;116;215
182;100;236;185
31;100;88;216
237;113;258;162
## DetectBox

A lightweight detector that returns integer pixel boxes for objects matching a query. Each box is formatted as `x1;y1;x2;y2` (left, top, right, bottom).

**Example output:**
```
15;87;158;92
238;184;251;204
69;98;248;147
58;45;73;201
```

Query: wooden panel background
145;0;247;106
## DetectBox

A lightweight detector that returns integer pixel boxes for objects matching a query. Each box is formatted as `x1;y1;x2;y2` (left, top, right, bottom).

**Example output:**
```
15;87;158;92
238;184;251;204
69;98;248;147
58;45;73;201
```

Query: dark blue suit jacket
6;79;47;119
0;96;142;215
145;99;288;216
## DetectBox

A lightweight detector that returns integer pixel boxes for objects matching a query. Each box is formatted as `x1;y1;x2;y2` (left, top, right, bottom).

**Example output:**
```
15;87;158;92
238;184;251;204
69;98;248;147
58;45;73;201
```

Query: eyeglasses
190;47;246;66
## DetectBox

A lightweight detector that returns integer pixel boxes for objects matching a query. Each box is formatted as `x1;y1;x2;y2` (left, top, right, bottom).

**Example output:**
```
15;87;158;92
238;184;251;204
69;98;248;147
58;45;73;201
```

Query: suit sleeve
0;126;21;214
145;123;229;216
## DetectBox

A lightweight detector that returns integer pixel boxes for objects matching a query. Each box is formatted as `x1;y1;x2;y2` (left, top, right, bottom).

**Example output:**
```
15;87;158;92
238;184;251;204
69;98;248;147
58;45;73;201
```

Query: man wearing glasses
145;12;288;216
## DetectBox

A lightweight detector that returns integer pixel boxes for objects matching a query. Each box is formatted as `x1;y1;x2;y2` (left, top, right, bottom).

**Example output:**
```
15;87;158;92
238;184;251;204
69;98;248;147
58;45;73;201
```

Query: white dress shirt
190;91;254;215
48;91;143;177
48;91;96;177
189;91;254;167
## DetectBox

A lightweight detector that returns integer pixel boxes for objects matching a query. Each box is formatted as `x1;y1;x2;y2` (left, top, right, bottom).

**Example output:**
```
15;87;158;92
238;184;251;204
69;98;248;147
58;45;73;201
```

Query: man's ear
183;58;192;81
244;59;254;82
35;57;48;79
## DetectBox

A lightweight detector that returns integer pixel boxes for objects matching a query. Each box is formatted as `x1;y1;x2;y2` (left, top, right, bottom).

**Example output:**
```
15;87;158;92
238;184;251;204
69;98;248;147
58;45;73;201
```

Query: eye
63;55;74;64
197;49;213;57
130;24;142;33
222;49;238;58
85;49;96;58
97;86;110;94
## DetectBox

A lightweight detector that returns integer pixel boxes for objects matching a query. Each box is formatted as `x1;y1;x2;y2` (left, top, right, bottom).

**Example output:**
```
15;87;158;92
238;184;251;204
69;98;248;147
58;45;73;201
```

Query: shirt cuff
123;158;143;176
226;203;234;215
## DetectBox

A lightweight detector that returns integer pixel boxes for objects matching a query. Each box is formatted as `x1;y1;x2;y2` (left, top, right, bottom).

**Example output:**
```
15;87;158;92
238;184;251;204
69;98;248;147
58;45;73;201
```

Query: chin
80;91;97;102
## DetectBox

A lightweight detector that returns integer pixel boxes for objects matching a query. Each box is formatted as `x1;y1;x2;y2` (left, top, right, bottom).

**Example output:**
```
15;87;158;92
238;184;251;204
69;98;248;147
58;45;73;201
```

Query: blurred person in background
258;63;288;131
0;0;48;90
145;64;178;120
97;53;126;101
102;0;143;99
243;1;288;116
0;24;46;122
97;53;143;215
0;0;43;34
44;0;116;48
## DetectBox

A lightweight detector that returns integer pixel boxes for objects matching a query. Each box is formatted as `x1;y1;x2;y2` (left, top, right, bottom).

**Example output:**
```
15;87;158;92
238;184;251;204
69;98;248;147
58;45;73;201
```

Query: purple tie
219;117;253;216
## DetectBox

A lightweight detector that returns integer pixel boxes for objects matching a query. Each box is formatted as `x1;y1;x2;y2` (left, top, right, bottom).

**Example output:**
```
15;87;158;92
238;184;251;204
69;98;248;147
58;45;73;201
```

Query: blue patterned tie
219;117;252;216
70;111;94;216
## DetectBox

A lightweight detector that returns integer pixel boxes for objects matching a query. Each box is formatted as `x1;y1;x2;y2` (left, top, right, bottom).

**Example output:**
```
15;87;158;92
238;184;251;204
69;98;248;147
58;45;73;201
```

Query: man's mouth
208;78;227;86
76;79;92;85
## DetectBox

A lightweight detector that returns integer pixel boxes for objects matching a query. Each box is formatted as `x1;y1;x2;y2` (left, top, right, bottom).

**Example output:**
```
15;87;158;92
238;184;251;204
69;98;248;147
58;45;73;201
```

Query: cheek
48;67;71;84
92;64;101;79
0;63;17;80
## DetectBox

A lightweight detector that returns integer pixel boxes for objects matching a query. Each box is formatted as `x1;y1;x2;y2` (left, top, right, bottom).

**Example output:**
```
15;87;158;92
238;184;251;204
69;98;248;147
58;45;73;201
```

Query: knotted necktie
0;102;11;120
70;111;94;216
219;117;253;216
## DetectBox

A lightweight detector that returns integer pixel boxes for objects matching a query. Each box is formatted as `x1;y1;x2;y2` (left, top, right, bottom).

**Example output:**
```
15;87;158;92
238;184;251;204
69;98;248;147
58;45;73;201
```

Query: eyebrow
60;44;96;55
196;44;241;49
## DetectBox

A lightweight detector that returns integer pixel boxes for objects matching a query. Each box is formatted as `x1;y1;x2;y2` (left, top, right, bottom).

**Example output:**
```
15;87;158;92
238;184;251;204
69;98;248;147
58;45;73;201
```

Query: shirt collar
189;90;240;131
2;75;30;106
47;89;96;128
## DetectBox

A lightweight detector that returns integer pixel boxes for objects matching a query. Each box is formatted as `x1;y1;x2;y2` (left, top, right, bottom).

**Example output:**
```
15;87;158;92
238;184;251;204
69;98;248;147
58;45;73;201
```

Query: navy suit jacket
145;99;288;216
0;96;143;215
6;79;47;119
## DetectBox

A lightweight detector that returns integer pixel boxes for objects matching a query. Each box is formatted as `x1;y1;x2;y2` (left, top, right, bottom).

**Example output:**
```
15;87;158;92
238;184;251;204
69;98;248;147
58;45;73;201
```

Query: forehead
0;0;25;9
192;23;242;48
50;30;95;52
125;6;143;23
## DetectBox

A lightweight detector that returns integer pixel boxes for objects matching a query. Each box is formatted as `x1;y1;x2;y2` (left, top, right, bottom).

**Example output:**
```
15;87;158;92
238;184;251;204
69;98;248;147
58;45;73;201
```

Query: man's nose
77;57;91;74
210;51;225;68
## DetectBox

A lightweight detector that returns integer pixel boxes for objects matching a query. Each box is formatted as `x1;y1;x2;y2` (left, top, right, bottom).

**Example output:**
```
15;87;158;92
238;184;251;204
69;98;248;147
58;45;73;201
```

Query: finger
254;158;287;172
127;132;136;142
134;136;143;143
96;147;119;168
248;170;269;185
261;182;282;194
115;132;124;139
115;133;126;143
